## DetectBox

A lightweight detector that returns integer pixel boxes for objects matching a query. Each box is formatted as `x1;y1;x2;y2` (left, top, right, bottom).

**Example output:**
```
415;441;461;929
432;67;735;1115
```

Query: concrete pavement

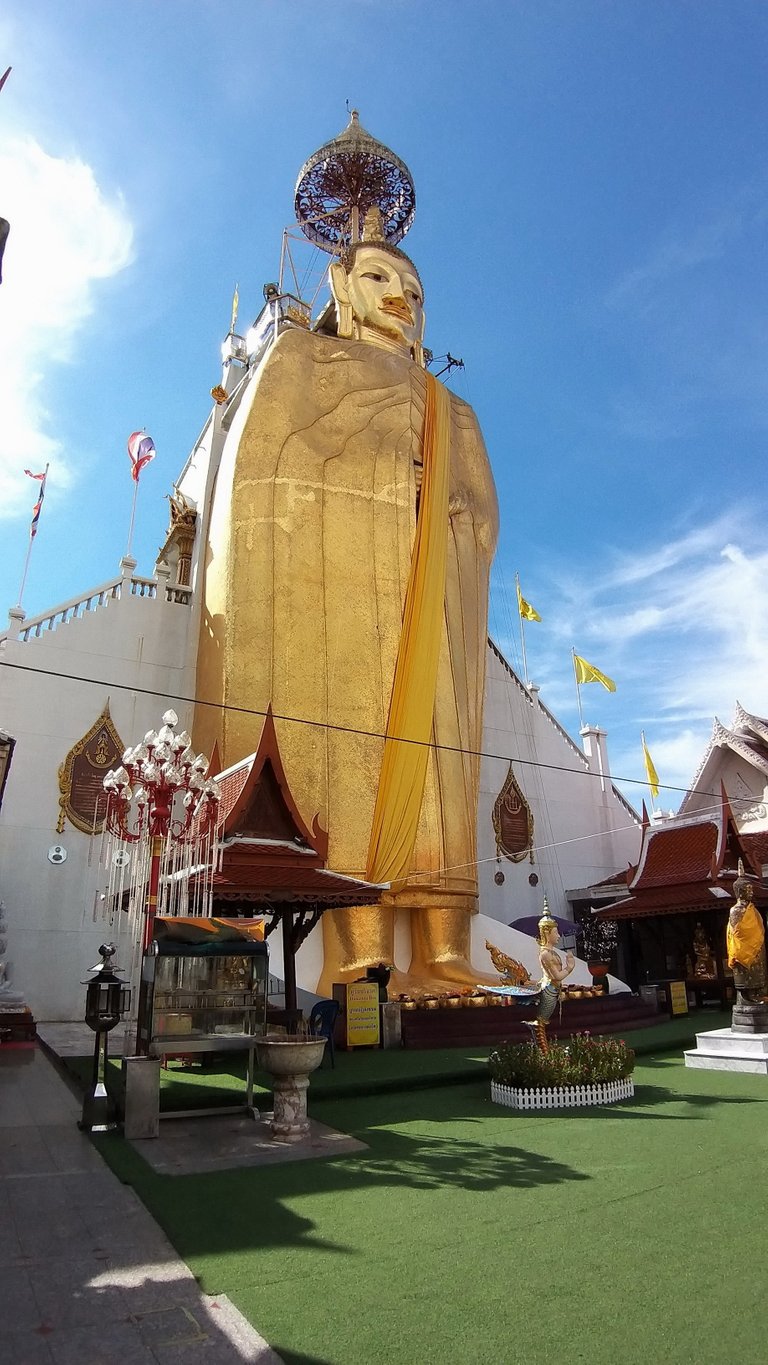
0;1043;283;1365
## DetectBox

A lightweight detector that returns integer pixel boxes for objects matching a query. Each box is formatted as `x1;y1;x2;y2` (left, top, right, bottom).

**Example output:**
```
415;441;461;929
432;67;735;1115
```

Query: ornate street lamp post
79;943;131;1132
102;709;220;1052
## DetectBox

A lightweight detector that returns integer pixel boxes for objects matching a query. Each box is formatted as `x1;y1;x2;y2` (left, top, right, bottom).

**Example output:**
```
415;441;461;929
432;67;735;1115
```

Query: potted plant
255;1020;327;1142
489;1032;635;1110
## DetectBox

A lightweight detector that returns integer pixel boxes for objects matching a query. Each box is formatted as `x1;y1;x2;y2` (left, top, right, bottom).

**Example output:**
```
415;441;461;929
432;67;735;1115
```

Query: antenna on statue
432;353;465;379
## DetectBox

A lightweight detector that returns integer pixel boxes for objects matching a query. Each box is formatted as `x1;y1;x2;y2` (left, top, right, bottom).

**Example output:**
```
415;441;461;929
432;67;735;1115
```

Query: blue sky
1;1;767;807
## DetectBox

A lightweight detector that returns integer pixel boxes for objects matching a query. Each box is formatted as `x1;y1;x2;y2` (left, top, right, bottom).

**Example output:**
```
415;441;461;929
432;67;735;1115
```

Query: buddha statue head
733;876;754;905
330;208;425;363
734;858;755;906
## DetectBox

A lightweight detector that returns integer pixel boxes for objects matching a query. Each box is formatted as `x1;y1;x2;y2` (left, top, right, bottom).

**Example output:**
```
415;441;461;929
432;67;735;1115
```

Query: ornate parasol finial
294;111;416;254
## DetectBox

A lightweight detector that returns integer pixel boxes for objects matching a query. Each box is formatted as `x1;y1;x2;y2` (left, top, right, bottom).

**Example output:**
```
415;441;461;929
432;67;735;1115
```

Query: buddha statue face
735;878;754;904
330;244;425;358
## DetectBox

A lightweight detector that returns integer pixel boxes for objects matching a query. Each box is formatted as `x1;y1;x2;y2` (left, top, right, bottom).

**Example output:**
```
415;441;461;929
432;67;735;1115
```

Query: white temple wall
0;560;642;1018
0;579;195;1020
477;648;640;929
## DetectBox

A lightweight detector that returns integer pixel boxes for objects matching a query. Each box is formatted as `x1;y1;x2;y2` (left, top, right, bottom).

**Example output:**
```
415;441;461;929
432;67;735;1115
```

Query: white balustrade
3;570;191;644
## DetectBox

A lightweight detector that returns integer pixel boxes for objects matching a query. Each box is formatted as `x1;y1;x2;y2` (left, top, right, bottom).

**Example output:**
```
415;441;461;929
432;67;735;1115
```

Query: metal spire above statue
294;109;416;251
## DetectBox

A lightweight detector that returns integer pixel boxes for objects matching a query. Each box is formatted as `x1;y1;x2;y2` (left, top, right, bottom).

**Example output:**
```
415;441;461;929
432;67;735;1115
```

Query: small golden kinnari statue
727;864;768;1033
477;905;578;1049
524;910;575;1052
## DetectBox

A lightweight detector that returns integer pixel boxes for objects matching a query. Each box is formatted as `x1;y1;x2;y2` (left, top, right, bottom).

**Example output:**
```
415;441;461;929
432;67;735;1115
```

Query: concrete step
684;1048;768;1075
694;1028;768;1056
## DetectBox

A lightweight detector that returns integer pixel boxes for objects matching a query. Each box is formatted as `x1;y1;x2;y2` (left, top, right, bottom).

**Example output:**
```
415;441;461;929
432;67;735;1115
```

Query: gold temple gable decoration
492;761;534;864
157;488;198;587
57;702;125;835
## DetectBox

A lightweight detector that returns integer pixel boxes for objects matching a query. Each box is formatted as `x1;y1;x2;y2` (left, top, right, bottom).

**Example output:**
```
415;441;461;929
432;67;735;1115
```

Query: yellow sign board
345;981;381;1048
669;980;688;1016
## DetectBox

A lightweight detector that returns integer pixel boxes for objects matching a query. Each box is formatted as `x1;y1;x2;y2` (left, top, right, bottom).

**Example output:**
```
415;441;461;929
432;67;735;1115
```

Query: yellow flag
642;733;659;798
230;283;239;334
573;653;616;692
516;582;541;622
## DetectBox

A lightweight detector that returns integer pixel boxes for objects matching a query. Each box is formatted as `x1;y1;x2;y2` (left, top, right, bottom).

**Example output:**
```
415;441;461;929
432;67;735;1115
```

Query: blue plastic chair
309;998;340;1067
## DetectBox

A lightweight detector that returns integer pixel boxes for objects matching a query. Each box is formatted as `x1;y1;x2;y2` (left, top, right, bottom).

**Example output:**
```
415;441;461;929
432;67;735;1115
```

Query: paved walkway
0;1044;283;1365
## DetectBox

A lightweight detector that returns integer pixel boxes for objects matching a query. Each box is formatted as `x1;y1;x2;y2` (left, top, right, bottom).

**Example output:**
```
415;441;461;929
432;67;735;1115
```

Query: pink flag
24;467;47;539
127;431;156;483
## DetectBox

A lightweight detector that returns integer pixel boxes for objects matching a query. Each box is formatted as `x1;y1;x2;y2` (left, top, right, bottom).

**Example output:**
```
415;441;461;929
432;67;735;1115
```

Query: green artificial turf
59;1042;492;1113
58;1008;731;1113
92;1027;768;1365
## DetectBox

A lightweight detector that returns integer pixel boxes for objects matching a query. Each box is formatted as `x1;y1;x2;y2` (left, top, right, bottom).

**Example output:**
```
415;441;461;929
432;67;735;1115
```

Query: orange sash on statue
366;371;450;886
727;902;765;969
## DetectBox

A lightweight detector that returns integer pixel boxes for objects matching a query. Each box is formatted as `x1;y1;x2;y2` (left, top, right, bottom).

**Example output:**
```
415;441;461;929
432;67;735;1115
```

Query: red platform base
400;995;664;1049
0;1008;37;1044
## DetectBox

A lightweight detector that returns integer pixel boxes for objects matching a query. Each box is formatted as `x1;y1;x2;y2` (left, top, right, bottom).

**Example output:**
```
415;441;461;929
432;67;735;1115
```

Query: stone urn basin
255;1036;327;1142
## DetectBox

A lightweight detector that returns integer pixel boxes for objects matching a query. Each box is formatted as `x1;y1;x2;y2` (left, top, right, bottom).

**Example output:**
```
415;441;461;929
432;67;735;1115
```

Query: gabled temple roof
594;788;764;921
679;702;768;815
629;817;721;890
189;707;386;909
214;707;327;858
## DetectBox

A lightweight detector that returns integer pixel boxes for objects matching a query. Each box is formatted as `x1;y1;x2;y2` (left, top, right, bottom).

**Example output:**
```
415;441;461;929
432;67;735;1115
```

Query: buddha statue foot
384;963;501;998
387;968;461;999
411;957;502;988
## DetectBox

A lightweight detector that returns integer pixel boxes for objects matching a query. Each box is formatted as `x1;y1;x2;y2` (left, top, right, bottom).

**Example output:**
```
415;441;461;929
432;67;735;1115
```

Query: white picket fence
491;1077;634;1111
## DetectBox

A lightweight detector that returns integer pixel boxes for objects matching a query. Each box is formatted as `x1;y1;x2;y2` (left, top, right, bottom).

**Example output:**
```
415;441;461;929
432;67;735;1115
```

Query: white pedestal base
684;1027;768;1075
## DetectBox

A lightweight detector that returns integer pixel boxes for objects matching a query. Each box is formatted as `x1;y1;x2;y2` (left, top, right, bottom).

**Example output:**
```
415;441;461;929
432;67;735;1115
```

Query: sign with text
669;980;688;1016
345;981;381;1048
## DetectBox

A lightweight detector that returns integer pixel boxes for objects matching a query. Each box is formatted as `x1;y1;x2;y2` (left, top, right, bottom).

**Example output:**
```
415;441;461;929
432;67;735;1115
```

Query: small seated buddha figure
692;922;717;979
727;867;768;1033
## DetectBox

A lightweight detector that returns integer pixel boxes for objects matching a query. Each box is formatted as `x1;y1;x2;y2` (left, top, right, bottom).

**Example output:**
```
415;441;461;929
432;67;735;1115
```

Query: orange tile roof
632;820;719;889
215;760;253;825
209;860;384;906
596;882;730;921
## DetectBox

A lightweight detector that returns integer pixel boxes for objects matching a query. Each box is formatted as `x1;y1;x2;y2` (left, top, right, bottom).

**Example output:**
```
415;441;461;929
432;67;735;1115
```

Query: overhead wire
0;654;746;806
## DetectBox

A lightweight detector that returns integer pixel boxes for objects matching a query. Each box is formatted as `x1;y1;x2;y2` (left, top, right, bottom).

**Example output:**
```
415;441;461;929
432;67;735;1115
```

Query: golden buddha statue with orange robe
195;206;498;995
727;874;767;1008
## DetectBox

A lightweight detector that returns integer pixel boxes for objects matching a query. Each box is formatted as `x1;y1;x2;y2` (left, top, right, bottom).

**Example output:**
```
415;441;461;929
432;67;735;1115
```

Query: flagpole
16;538;34;611
125;478;140;560
17;462;48;610
516;572;529;686
572;648;585;729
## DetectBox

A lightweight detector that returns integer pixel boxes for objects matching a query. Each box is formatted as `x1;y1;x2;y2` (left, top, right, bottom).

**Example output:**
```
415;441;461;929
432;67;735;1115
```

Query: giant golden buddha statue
195;116;498;994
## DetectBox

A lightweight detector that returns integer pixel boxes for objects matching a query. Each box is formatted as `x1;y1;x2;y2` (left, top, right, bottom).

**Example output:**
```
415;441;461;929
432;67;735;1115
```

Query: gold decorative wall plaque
57;703;125;835
492;761;534;864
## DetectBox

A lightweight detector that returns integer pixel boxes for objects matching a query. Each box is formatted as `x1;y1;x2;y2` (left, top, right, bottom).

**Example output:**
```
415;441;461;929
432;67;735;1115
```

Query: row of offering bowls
396;985;605;1009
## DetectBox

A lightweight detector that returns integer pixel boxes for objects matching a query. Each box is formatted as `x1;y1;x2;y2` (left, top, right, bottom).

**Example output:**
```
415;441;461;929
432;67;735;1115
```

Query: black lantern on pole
79;943;131;1132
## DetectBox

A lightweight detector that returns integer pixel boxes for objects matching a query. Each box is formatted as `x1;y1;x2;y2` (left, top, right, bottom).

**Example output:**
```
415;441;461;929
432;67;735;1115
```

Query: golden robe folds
196;328;498;984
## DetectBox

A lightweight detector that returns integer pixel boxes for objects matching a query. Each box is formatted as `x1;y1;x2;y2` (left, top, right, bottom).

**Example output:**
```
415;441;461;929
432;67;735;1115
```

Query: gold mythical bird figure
485;940;537;987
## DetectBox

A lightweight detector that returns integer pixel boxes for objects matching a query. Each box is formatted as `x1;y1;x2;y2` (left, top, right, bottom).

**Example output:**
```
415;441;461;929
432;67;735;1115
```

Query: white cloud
495;512;768;802
0;134;134;517
606;181;768;311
